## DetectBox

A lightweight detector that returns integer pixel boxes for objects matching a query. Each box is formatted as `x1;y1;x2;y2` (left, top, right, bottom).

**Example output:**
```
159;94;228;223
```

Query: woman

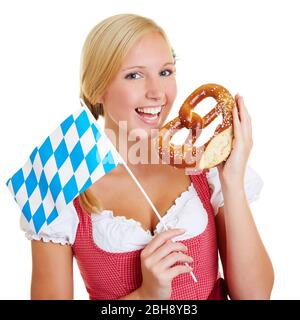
27;13;274;300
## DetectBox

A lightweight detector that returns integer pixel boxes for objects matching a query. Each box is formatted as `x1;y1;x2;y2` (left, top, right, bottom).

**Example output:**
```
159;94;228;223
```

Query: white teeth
136;106;162;114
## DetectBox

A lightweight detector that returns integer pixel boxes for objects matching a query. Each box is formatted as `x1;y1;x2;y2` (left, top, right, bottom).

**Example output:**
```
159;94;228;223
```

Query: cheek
104;83;139;121
166;80;177;108
171;82;177;102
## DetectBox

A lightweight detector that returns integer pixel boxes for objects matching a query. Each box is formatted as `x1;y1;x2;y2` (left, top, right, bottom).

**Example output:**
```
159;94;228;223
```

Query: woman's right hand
138;228;194;300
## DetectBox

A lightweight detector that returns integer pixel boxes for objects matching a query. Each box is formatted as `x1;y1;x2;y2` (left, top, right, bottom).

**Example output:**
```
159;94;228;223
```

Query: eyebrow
121;62;175;71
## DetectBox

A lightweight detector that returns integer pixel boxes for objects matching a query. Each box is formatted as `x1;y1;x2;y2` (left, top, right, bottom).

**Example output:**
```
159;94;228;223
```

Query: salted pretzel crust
156;83;236;170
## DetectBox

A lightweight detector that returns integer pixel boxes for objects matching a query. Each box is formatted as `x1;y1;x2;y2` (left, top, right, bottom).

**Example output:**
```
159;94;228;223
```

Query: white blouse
21;166;264;252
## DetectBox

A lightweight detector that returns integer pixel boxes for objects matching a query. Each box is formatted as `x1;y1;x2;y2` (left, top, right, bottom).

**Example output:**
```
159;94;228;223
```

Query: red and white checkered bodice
72;172;224;300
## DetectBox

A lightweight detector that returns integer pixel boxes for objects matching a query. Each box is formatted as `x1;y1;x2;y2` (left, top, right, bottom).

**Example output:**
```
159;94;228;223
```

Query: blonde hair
78;13;173;213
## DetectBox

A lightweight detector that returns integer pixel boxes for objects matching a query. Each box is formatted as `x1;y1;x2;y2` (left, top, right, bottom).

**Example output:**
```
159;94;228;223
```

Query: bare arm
31;240;74;300
216;193;274;300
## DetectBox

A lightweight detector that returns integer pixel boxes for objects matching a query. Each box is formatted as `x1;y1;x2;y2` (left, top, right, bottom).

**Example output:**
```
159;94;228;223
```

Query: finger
150;240;188;264
160;251;193;270
237;96;252;138
232;104;242;140
242;100;253;137
167;264;193;280
237;96;251;124
142;228;186;257
235;94;241;121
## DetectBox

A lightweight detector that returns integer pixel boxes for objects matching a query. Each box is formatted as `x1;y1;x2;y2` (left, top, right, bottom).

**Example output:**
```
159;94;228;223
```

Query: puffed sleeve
206;166;264;216
20;202;79;245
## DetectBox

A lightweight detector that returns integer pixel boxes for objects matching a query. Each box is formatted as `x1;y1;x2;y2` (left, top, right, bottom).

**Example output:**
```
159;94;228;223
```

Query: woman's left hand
217;94;253;187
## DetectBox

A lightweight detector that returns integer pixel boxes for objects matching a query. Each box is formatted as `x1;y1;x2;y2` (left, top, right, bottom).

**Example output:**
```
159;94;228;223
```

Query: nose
145;77;164;101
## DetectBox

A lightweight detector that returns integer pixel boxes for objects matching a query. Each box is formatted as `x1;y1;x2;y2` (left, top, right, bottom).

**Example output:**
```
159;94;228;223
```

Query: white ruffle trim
25;232;71;246
91;183;194;235
206;166;264;215
90;182;208;252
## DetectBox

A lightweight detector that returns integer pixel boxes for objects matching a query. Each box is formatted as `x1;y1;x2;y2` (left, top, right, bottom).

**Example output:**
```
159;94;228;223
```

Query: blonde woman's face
101;31;177;137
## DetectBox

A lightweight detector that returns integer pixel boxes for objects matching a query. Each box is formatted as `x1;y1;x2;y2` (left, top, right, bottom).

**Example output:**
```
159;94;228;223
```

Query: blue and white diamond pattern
6;105;120;234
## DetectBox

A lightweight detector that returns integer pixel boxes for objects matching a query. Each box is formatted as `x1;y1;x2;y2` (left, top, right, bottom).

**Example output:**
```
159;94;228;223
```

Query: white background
0;0;299;300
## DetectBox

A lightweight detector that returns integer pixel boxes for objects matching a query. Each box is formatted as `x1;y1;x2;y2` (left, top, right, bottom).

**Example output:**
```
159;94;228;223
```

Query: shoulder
21;202;79;246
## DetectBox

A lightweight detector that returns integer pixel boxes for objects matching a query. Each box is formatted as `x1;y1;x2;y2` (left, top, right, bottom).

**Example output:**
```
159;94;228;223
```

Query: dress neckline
91;182;195;237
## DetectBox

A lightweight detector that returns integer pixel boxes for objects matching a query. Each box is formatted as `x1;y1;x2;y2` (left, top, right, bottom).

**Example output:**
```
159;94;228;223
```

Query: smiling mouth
134;105;164;122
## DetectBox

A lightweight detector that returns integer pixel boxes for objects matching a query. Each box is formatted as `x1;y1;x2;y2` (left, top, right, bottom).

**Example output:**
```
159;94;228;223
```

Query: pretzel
156;83;236;170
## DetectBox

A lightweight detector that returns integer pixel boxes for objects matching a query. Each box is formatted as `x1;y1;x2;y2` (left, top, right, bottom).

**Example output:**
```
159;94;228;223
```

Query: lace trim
91;183;195;235
25;232;71;246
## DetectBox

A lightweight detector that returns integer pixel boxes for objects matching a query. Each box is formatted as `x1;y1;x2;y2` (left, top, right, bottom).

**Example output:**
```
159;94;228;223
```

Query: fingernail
179;228;186;232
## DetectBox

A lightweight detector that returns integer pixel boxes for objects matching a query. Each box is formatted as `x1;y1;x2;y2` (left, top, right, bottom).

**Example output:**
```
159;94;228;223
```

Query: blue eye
160;69;173;77
125;72;141;80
